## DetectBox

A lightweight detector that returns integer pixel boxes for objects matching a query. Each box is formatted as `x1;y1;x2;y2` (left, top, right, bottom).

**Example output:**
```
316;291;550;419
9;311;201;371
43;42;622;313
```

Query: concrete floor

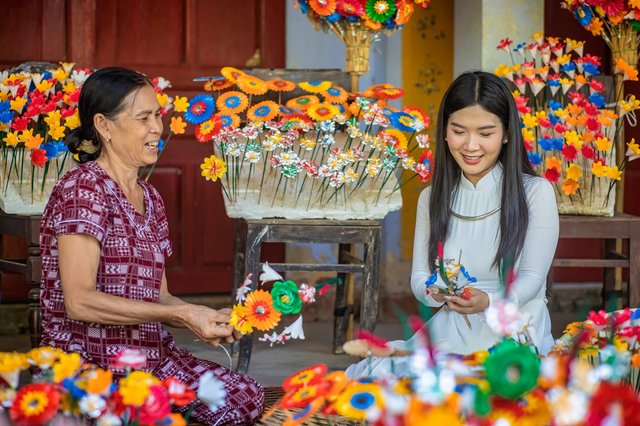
0;284;600;387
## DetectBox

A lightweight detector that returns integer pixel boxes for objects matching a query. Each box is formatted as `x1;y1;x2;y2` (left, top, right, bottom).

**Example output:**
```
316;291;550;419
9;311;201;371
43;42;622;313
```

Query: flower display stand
0;209;42;348
232;218;381;374
549;213;640;308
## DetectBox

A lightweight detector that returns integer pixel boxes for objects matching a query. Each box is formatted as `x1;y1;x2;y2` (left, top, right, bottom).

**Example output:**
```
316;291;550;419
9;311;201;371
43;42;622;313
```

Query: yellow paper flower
607;165;622;180
200;155;227;182
82;368;113;395
230;304;254;334
236;74;268;96
44;110;61;127
594;136;612;151
48;124;66;140
174;96;189;113
3;131;19;147
562;179;579;196
591;161;609;177
299;81;332;94
119;371;158;407
170;116;187;135
565;164;582;181
36;79;53;93
521;113;537;128
563;130;583;149
620;95;640;111
62;115;78;132
220;67;245;83
10;96;27;113
27;347;61;369
53;352;82;383
627;138;640;156
307;103;339;122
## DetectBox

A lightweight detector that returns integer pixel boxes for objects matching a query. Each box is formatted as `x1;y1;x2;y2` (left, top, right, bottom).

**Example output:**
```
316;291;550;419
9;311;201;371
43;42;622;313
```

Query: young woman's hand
444;288;489;314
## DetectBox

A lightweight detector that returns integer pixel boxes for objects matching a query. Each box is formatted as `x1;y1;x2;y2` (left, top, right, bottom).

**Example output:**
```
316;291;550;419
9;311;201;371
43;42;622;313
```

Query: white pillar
454;0;544;77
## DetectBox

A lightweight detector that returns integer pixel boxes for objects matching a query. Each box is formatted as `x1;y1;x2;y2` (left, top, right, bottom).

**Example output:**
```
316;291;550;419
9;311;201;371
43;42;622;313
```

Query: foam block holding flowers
174;68;434;220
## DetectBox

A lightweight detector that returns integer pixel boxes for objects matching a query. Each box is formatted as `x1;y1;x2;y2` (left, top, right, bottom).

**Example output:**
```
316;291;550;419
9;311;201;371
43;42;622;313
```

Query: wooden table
551;213;640;307
0;211;42;348
232;218;381;374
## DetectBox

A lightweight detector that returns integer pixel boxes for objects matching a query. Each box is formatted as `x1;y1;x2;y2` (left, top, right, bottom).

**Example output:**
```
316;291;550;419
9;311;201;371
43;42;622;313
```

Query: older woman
39;67;264;425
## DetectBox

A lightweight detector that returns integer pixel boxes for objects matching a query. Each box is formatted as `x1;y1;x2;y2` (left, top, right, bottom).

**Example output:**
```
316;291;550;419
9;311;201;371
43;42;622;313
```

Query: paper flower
109;348;147;370
307;103;339;122
195;116;222;142
299;80;332;94
200;155;227;182
246;100;279;122
9;383;60;426
79;394;107;418
220;67;245;83
267;79;296;92
197;371;227;413
485;299;525;336
52;352;82;383
244;289;282;331
184;94;215;124
484;339;540;399
236;74;268;96
334;381;384;420
365;0;396;23
118;371;159;407
283;315;306;340
286;94;320;110
230;304;254;334
139;385;171;425
204;77;234;91
271;280;303;314
216;91;249;114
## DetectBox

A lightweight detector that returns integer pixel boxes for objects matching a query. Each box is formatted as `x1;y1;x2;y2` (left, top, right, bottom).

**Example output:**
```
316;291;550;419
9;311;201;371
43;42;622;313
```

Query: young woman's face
105;85;163;167
446;104;505;186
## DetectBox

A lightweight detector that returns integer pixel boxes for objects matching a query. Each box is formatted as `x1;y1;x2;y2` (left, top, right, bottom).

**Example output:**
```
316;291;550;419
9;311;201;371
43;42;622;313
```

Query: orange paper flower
307;103;339;122
309;0;337;16
267;79;296;92
204;77;234;92
299;81;332;94
236;74;268;96
247;101;280;122
244;289;281;331
286;95;320;111
216;91;249;114
220;67;246;83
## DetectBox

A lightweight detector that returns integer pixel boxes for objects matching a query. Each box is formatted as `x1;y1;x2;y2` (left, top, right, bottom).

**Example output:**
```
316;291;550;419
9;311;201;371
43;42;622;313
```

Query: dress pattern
40;161;263;425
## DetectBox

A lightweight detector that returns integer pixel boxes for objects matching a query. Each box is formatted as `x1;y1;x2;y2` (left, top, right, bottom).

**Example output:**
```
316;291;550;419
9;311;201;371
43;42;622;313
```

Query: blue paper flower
574;5;593;28
218;114;234;127
184;94;215;124
158;139;165;152
326;12;341;22
548;100;562;111
552;137;564;151
528;152;543;166
539;136;553;151
390;111;415;132
548;114;560;126
583;62;600;76
561;62;576;73
589;94;605;108
43;142;59;159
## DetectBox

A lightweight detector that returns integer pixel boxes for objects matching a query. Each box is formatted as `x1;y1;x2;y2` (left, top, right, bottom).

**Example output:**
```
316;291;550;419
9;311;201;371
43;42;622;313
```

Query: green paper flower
365;0;396;23
484;339;540;399
271;280;302;315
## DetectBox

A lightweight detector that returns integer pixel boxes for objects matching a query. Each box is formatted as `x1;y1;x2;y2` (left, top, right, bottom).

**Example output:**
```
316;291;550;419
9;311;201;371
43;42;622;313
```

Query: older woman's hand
182;305;236;346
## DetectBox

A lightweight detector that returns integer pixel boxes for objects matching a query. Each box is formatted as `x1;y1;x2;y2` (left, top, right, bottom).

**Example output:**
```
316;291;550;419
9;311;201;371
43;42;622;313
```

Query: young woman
347;70;558;377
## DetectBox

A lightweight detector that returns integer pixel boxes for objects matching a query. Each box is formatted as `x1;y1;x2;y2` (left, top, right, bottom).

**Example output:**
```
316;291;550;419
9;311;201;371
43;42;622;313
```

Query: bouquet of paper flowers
495;33;640;215
0;63;173;215
169;67;433;220
294;0;431;81
0;347;228;426
229;263;342;346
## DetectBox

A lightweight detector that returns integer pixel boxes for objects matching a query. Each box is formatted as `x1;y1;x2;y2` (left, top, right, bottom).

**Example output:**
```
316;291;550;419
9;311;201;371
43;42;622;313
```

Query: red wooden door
0;0;285;294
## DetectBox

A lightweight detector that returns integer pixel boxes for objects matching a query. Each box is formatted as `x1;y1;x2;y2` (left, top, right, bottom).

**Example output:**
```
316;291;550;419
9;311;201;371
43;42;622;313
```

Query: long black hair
427;70;536;271
66;67;151;163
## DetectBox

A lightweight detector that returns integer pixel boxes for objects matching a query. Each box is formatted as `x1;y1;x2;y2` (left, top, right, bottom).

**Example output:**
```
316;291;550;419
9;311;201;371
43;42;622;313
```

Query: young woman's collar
459;162;503;191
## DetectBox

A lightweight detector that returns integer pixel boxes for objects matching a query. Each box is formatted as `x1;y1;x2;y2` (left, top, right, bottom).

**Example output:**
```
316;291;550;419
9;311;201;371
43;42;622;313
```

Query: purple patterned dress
40;161;264;425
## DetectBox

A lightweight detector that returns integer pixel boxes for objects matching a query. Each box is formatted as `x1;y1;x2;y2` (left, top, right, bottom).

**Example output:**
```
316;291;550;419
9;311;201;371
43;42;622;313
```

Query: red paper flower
586;382;640;426
543;167;561;183
10;383;60;426
29;149;48;168
139;385;172;425
163;377;196;407
337;0;364;16
561;144;578;161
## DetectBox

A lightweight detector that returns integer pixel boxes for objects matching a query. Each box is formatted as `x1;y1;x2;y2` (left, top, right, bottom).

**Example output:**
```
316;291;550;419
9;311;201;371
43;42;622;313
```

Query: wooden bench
550;213;640;307
232;218;381;374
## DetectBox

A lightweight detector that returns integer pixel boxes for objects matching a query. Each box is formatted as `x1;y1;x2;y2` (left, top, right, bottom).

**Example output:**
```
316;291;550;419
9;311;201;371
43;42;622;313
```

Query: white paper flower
485;299;524;336
283;316;305;340
298;283;316;304
198;371;227;413
259;262;283;283
235;274;253;303
109;348;146;369
96;413;122;426
79;394;106;418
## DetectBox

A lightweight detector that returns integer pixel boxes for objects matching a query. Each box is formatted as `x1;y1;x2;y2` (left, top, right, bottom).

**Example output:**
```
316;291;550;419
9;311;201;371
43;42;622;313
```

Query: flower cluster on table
495;33;640;215
161;67;433;217
562;0;640;46
0;347;226;426
0;63;172;207
266;280;640;424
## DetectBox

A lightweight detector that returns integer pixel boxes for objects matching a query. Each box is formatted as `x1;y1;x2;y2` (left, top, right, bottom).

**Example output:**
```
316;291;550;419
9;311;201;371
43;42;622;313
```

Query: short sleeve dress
39;161;264;425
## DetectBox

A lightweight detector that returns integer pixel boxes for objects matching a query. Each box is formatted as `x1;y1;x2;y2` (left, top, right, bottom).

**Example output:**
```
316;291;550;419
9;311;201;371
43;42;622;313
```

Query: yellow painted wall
400;2;454;259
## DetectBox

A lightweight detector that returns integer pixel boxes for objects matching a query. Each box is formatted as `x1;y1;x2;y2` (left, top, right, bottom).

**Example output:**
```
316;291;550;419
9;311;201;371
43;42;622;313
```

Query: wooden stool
550;213;640;307
232;218;381;374
0;211;42;348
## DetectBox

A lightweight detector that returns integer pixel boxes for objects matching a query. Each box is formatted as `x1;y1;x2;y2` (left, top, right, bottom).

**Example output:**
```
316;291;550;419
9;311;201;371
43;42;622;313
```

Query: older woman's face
446;104;505;186
106;84;163;167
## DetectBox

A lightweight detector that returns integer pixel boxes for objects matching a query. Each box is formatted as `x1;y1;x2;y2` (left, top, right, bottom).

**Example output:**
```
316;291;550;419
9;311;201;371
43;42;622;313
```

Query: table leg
333;243;350;354
361;227;381;331
630;231;640;307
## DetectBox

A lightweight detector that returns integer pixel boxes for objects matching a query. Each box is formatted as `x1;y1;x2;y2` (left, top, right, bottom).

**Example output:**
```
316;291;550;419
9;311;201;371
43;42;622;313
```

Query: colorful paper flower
299;81;332;94
267;79;296;92
270;280;303;314
216;91;249;114
308;0;337;15
337;0;365;17
244;289;282;331
204;77;234;91
109;348;147;370
283;364;328;391
216;113;241;128
322;85;348;103
195;116;223;142
119;371;159;407
220;67;246;83
247;101;280;122
333;381;384;420
9;383;60;426
200;155;227;182
365;0;397;22
286;95;320;111
184;94;215;124
281;382;330;409
29;149;48;168
236;74;268;96
307;103;339;121
230;304;254;334
484;339;540;399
